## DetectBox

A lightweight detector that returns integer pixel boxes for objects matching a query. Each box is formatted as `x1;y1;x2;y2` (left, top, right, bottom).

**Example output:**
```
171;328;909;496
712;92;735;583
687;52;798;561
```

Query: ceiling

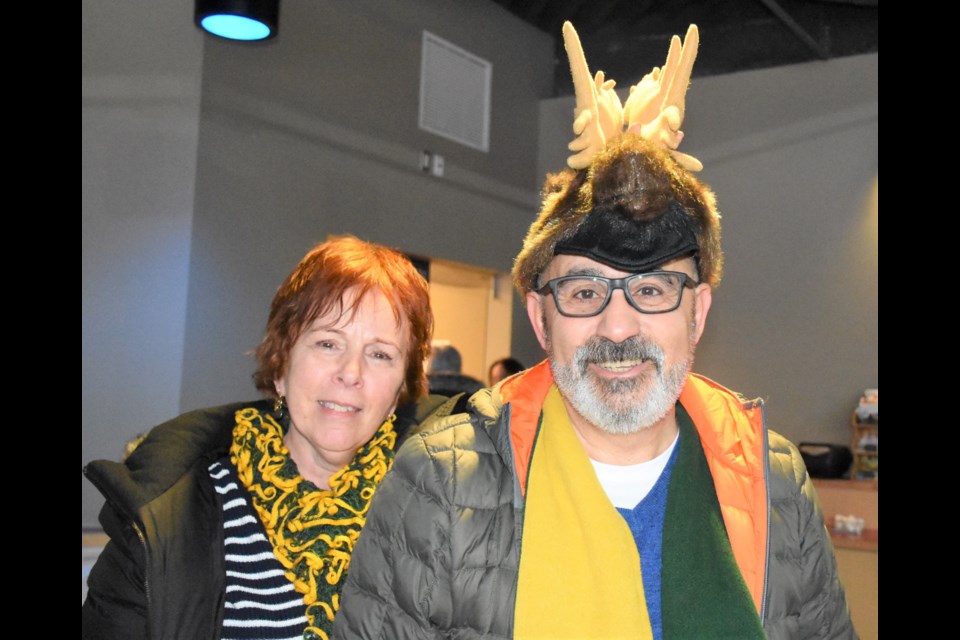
490;0;878;97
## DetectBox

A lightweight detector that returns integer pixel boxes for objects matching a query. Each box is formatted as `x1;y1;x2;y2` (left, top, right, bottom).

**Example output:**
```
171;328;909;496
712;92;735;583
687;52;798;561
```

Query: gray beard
550;335;690;435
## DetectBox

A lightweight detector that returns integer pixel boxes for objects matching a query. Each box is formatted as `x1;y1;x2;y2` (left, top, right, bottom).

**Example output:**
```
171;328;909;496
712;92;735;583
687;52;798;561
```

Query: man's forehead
543;254;698;280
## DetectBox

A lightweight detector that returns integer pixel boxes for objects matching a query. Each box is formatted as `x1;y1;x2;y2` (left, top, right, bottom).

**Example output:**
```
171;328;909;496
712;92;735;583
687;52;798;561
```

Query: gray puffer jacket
335;364;855;639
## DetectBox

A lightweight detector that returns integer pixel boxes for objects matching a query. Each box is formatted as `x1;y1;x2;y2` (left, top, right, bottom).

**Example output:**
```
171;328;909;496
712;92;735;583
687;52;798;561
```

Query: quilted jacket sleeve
334;431;449;640
765;433;857;640
82;502;149;640
793;444;857;639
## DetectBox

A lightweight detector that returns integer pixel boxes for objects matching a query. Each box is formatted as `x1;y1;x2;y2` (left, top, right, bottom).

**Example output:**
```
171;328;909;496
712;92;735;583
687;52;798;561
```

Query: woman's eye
372;351;394;361
316;340;336;349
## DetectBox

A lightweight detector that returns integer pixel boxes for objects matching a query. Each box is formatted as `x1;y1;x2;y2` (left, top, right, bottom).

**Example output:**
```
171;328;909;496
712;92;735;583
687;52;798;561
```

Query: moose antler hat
512;22;723;294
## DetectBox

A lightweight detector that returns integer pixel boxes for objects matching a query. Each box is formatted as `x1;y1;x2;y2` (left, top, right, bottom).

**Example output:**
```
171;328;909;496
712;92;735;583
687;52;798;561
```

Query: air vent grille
419;31;491;152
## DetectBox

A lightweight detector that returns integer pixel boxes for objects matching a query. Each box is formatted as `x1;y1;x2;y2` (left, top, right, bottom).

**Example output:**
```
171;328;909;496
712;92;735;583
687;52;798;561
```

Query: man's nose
595;288;643;341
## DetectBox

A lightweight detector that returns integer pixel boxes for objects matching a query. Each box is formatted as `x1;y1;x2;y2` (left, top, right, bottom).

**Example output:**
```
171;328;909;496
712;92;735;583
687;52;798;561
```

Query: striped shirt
209;458;307;640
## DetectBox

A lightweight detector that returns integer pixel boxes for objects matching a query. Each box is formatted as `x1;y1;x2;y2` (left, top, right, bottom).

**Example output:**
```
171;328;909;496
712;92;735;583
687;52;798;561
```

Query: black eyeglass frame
537;270;699;317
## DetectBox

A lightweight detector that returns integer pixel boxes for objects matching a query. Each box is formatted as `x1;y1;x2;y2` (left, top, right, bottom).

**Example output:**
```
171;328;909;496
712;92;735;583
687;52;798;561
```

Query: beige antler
564;22;702;172
624;24;701;171
563;21;624;169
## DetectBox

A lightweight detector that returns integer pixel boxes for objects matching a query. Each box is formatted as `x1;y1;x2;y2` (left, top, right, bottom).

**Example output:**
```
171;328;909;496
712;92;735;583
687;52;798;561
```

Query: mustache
573;336;665;374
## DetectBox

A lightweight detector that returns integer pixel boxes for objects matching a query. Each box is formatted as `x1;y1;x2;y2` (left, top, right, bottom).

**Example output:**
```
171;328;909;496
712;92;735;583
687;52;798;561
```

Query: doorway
428;258;512;384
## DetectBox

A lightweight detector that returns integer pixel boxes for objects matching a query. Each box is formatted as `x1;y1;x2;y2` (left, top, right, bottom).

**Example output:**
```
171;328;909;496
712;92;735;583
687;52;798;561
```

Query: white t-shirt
590;433;679;509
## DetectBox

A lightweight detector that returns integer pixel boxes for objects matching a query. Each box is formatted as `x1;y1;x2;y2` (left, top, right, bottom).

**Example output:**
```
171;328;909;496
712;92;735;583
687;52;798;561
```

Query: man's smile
591;359;650;376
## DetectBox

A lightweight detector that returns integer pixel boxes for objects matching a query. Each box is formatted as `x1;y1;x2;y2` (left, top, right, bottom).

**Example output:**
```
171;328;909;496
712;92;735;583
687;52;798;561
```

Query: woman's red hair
254;236;433;406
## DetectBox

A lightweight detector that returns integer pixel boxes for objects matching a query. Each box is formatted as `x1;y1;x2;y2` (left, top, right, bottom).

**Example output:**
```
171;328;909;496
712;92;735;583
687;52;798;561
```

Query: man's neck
562;397;679;465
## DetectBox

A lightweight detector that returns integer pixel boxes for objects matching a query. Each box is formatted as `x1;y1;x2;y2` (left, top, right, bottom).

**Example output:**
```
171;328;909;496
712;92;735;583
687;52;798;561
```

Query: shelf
830;528;878;552
812;478;878;491
850;412;878;479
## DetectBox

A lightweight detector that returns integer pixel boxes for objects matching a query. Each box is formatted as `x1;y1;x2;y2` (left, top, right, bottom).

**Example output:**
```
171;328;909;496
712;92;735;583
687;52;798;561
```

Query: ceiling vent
419;31;491;152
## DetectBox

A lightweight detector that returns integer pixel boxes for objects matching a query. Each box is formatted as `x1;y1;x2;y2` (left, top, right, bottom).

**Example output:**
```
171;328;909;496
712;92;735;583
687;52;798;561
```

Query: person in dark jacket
335;22;854;640
426;342;485;398
82;236;446;640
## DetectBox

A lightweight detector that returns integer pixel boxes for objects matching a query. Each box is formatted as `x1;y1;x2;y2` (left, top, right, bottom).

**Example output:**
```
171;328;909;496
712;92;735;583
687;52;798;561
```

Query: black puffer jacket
335;365;855;639
81;397;453;640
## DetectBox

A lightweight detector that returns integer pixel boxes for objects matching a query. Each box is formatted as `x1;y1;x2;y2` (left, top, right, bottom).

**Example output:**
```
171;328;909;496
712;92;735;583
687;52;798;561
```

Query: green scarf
230;407;397;640
661;405;765;638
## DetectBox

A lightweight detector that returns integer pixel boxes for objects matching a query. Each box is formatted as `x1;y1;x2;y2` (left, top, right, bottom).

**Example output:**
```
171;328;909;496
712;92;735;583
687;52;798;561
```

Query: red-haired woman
82;236;448;640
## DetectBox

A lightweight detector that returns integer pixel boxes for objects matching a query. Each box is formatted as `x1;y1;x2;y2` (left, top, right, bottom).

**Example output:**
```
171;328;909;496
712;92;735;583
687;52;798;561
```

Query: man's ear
526;291;550;351
691;284;712;345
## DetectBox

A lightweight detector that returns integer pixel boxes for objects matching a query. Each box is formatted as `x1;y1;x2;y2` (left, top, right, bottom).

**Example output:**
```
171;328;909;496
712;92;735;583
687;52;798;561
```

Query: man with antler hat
336;23;854;640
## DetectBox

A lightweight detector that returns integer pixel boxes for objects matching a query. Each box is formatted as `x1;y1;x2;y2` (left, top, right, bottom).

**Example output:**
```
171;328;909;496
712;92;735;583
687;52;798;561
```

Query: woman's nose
335;351;364;387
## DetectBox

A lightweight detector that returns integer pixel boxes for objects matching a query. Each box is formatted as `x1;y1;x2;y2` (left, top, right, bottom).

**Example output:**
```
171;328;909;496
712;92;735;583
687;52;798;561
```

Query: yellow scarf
514;386;653;639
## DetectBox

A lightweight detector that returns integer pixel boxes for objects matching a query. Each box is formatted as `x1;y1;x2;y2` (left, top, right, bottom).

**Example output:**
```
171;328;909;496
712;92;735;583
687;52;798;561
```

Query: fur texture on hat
512;133;722;294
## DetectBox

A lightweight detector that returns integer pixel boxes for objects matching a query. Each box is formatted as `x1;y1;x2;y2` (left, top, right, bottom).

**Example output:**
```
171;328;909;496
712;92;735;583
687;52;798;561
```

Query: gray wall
538;53;879;446
82;0;203;526
180;0;553;410
82;0;553;526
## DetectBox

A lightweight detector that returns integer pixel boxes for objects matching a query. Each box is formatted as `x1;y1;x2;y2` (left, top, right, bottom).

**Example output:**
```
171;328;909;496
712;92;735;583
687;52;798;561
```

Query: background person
82;236;445;640
425;342;484;399
488;356;525;386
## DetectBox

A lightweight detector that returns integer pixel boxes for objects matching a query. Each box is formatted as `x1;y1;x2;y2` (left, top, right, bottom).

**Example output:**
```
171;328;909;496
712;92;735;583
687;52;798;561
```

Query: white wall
82;0;203;526
538;54;879;445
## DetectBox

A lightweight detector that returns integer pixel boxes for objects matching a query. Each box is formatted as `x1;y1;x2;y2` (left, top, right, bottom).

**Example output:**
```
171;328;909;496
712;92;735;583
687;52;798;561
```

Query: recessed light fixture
195;0;279;42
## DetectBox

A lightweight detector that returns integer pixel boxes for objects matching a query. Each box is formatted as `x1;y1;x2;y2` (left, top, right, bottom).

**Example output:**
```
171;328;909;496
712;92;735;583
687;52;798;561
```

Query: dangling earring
274;395;287;419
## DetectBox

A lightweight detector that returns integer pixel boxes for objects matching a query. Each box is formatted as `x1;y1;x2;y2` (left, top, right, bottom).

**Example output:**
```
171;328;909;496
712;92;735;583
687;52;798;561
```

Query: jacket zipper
760;411;771;625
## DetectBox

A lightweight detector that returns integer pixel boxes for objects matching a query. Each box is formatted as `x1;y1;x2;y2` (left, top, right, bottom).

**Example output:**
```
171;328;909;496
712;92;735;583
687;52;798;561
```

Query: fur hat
512;22;722;294
512;134;721;293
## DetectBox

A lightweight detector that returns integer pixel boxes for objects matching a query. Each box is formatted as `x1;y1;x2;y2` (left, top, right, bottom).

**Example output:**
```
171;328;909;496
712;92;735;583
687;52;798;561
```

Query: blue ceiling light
195;0;279;42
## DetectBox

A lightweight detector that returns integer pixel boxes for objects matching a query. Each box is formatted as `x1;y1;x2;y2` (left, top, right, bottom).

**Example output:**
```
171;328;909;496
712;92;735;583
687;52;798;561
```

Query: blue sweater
615;440;679;640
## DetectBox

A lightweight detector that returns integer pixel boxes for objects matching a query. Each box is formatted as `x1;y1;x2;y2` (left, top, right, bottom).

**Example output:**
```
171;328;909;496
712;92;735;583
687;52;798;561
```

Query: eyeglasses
537;271;698;317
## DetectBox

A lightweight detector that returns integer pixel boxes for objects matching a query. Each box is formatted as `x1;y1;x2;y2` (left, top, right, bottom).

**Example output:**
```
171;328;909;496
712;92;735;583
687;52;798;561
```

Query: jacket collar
498;361;554;496
494;361;766;494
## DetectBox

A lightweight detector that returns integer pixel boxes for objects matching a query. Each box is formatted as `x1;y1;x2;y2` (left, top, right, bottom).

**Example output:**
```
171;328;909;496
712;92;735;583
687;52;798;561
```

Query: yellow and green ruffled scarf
230;407;397;640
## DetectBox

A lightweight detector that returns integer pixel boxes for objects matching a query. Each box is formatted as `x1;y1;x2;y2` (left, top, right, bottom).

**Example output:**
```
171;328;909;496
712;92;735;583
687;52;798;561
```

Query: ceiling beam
757;0;832;59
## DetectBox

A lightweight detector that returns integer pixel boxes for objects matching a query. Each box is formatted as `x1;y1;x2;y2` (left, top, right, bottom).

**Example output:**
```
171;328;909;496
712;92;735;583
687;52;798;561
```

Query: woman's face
276;288;409;482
